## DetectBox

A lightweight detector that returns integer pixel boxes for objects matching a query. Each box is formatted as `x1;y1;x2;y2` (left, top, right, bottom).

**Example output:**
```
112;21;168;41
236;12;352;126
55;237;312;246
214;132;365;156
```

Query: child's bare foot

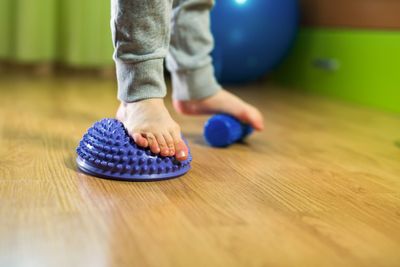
173;89;264;131
116;99;189;161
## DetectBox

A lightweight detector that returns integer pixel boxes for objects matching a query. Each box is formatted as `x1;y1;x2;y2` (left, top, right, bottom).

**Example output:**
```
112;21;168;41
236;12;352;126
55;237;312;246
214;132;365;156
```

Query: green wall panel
0;0;14;58
14;0;57;61
275;28;400;113
0;0;113;66
59;0;114;66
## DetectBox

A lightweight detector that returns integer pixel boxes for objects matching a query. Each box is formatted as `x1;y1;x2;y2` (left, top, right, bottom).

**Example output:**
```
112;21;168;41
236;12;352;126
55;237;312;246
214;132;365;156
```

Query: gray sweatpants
111;0;221;102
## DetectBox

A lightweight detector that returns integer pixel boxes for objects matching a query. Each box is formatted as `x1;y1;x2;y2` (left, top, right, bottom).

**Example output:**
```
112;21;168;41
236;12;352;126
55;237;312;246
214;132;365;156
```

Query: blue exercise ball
211;0;298;84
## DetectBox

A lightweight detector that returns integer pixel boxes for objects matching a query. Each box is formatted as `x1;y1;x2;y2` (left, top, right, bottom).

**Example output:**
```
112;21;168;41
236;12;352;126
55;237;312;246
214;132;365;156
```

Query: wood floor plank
0;74;399;267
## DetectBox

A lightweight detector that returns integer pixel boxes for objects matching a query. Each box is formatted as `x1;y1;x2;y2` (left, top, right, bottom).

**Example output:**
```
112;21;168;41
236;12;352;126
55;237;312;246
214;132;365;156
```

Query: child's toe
132;132;148;147
163;133;176;156
248;108;264;131
155;133;170;156
145;133;160;154
171;131;188;161
237;107;264;131
175;140;188;161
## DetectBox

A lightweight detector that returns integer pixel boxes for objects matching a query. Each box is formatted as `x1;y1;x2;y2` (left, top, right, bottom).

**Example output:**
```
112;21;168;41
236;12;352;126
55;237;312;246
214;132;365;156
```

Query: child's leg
167;0;219;101
112;0;188;160
167;0;264;131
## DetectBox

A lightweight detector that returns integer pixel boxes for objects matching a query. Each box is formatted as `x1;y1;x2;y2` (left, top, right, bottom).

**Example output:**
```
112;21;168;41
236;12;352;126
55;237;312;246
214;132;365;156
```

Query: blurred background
0;0;399;113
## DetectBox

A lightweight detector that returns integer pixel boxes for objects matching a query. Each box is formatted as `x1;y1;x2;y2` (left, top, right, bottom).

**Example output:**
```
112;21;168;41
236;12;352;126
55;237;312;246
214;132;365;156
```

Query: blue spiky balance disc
76;118;192;181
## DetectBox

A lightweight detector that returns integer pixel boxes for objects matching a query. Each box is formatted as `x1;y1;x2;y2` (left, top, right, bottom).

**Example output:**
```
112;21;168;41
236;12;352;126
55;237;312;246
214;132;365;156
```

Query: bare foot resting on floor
173;89;264;131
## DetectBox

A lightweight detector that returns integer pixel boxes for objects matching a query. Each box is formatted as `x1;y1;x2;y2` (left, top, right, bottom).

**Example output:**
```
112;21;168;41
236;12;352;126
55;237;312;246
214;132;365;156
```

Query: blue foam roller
204;114;253;147
76;118;192;181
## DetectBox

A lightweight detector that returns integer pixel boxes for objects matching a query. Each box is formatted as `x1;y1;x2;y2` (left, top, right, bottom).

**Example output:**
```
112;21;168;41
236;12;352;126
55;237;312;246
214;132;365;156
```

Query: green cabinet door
275;28;400;113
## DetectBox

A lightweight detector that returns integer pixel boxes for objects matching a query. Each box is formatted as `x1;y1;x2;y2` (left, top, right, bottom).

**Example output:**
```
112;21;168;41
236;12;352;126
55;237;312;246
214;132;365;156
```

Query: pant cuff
116;59;167;102
171;63;221;100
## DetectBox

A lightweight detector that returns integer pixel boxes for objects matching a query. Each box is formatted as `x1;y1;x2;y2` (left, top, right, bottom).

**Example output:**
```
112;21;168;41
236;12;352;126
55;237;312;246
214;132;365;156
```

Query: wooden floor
0;74;400;267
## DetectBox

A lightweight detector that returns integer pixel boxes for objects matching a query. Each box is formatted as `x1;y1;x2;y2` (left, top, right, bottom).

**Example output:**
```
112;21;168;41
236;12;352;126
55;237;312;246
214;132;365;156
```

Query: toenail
176;150;186;159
